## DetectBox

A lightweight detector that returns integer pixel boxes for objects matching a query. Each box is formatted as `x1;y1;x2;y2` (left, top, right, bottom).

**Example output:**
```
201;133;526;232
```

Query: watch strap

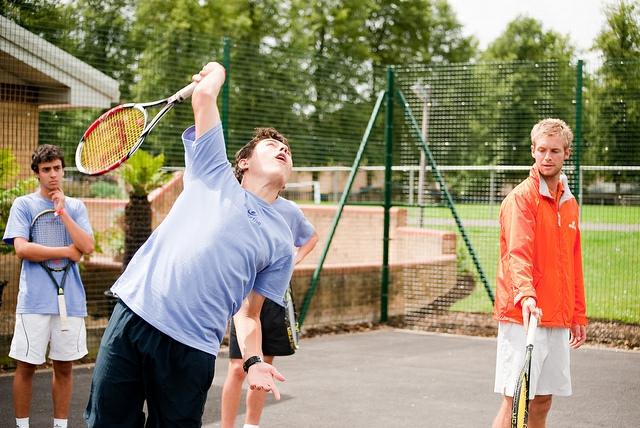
243;355;263;373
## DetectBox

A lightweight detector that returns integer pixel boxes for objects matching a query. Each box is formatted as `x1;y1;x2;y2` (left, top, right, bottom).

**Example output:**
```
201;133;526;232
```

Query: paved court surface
1;328;639;427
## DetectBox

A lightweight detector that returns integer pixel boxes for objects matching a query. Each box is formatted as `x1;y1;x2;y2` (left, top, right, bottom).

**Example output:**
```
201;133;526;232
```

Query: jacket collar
529;165;575;206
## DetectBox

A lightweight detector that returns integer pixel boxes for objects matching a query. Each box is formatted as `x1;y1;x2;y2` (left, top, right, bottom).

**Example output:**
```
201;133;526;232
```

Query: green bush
90;181;125;199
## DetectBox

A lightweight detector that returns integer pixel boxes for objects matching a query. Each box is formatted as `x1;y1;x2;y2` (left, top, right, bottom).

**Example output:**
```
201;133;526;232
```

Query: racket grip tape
526;315;538;346
169;82;197;104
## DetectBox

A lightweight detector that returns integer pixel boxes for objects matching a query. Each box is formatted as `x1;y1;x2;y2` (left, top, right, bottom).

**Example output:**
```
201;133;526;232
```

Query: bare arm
294;231;318;265
233;291;265;360
191;62;226;139
14;237;82;263
50;189;94;255
233;290;286;399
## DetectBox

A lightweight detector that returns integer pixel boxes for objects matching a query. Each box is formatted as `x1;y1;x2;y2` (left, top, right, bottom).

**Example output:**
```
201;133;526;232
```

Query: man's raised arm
191;62;226;139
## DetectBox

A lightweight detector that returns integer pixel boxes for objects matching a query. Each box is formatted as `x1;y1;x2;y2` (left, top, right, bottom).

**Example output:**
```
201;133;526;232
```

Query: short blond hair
530;118;573;150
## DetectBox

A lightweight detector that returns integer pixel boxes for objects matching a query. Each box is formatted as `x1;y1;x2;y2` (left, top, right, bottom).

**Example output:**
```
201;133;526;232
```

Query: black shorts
85;301;216;428
228;298;295;359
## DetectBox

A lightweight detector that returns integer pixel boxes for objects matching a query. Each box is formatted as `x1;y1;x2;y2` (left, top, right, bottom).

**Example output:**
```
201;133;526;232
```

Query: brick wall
1;186;459;331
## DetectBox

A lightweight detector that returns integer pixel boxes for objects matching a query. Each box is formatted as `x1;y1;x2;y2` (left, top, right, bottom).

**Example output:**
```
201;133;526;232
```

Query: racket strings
79;108;146;173
31;212;72;270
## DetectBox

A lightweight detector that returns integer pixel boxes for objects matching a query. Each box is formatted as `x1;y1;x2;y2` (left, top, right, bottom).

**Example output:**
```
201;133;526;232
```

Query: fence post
381;66;394;323
222;37;231;145
574;59;584;203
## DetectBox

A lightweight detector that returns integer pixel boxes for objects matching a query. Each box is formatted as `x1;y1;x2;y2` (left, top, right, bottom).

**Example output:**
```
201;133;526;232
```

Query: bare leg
244;356;274;426
221;359;247;428
491;395;513;428
13;361;36;418
528;395;552;428
51;360;73;419
492;394;552;428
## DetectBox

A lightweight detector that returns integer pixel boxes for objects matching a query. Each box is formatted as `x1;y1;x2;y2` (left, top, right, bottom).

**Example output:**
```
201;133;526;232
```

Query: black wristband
243;355;262;373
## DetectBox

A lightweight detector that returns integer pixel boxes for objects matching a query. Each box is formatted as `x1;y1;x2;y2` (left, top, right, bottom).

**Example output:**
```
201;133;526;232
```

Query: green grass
580;205;640;225
406;203;640;225
421;224;639;324
312;200;638;322
580;230;640;323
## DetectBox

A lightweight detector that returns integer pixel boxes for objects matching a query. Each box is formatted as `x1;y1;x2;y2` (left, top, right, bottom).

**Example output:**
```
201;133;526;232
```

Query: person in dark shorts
220;170;318;428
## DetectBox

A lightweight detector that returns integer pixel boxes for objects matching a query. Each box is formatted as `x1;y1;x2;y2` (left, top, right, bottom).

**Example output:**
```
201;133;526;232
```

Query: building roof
0;15;120;109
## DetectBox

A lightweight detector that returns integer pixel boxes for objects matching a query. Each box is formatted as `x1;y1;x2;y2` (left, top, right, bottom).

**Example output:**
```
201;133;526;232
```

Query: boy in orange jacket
492;118;587;428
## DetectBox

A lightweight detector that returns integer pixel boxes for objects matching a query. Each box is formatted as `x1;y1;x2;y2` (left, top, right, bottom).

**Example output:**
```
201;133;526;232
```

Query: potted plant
121;150;171;269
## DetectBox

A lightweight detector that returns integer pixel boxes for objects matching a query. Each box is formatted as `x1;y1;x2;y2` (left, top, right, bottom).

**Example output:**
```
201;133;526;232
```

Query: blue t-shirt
111;124;295;356
2;192;93;316
272;197;315;248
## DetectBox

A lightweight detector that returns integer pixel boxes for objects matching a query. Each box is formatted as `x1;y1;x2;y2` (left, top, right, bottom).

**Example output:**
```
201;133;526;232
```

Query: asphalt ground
1;328;639;427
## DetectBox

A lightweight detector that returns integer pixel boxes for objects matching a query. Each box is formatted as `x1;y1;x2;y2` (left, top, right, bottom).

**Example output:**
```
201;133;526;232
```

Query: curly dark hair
233;127;290;182
31;144;65;172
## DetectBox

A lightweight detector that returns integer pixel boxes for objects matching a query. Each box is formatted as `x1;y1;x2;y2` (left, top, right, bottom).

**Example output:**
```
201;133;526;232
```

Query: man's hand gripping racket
511;312;539;428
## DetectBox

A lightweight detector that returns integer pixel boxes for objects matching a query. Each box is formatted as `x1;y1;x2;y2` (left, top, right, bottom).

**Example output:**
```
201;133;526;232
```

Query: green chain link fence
1;19;638;367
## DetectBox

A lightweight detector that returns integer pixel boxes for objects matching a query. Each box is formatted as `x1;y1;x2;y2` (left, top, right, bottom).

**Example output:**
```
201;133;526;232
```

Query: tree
591;0;640;187
0;0;75;51
267;0;478;166
126;0;215;166
67;0;137;99
476;17;577;167
368;0;476;67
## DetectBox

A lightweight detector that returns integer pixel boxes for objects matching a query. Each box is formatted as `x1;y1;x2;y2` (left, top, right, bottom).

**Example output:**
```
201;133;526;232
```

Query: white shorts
9;314;88;365
494;321;572;399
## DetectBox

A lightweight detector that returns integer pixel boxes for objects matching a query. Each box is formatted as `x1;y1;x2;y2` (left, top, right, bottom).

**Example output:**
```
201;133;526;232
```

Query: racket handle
168;82;197;104
526;314;538;346
58;294;70;331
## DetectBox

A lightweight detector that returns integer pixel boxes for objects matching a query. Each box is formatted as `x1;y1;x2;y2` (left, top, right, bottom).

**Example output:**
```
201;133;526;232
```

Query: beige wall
1;188;460;333
1;102;38;181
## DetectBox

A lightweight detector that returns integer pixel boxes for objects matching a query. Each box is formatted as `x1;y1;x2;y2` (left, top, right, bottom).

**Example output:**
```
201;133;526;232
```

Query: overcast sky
446;0;612;60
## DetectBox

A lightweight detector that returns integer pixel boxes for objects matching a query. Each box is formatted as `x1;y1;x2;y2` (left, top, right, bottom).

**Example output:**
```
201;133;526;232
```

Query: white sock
15;418;29;428
243;425;259;428
53;419;67;428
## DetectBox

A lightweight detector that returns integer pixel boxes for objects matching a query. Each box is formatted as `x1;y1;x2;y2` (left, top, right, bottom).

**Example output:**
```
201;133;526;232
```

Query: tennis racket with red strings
75;82;196;175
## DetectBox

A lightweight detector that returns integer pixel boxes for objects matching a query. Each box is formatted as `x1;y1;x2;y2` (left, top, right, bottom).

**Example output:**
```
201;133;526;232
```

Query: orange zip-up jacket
493;166;587;327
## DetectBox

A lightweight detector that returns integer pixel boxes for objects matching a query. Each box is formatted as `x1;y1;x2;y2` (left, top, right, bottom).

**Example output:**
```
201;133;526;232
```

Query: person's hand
569;323;587;349
521;296;542;332
247;362;286;400
49;188;65;213
66;244;82;262
192;62;226;95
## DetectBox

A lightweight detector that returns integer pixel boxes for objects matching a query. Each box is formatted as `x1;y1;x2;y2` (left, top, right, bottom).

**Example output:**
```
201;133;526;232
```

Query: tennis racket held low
511;314;538;428
284;287;300;351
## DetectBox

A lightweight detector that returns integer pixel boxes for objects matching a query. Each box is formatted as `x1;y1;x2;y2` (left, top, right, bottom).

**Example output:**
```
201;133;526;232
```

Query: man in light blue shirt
3;144;94;428
85;62;295;428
